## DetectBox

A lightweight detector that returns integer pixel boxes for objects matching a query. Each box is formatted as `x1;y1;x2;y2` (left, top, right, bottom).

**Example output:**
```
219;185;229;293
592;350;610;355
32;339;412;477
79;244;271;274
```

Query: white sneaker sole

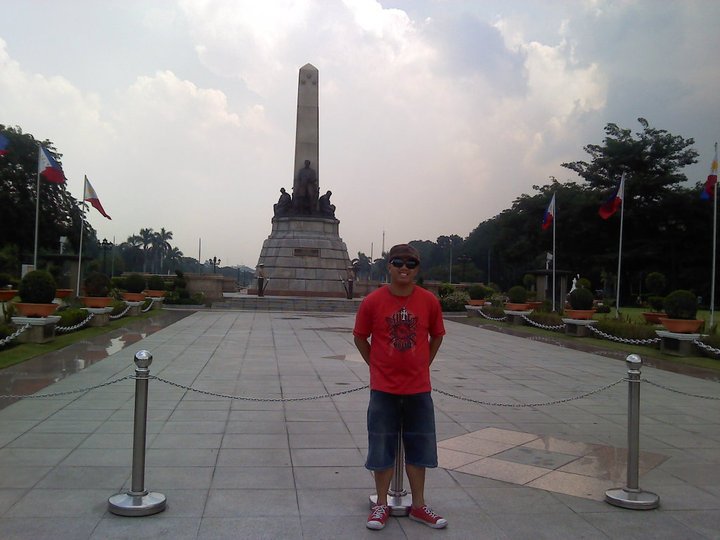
409;513;448;529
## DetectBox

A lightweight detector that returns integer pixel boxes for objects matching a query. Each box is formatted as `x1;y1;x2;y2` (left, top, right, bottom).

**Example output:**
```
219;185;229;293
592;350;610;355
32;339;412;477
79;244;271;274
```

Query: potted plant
467;284;487;306
80;271;113;308
14;270;58;317
505;285;530;310
122;273;147;302
565;287;596;320
0;273;18;302
144;275;166;298
660;290;703;333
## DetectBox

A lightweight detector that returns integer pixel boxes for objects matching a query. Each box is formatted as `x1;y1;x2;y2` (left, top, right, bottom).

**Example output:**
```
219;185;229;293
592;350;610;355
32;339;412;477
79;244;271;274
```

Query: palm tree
153;228;173;273
138;228;155;273
164;246;184;274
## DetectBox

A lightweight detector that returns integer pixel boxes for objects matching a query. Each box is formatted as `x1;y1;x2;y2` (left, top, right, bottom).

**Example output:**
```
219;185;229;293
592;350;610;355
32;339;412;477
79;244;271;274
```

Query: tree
0;125;93;268
153;228;173;273
562;118;698;203
137;228;155;272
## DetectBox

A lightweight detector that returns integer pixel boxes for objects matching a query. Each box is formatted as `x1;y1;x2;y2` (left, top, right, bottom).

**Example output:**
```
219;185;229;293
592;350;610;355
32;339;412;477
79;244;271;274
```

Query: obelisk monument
254;64;352;297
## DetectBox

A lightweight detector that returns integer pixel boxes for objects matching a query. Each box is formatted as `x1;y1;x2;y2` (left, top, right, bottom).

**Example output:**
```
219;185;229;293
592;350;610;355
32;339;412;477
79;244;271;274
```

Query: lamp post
100;238;112;275
457;254;472;283
210;256;221;274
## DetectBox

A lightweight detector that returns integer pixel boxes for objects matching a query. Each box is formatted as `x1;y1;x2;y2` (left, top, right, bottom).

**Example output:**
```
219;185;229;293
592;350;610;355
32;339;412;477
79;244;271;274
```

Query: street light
457;254;472;283
210;256;221;274
100;238;112;275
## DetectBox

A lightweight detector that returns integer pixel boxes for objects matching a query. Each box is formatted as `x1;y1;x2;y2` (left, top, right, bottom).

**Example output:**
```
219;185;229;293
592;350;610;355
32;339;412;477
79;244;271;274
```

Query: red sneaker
409;505;448;529
367;504;390;530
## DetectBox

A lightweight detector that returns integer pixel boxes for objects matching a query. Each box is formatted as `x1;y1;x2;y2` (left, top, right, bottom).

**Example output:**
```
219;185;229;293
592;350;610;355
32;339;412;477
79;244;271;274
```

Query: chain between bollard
0;375;133;400
0;323;30;347
640;378;720;400
149;375;369;401
433;378;625;407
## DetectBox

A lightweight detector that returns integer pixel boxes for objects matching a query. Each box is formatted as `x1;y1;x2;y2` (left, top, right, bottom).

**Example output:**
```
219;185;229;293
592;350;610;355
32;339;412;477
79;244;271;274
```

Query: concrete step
212;296;362;313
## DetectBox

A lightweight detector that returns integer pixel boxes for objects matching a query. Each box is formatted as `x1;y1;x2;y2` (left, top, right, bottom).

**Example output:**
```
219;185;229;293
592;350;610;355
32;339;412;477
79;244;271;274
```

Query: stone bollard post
605;354;660;510
108;350;167;516
369;429;412;516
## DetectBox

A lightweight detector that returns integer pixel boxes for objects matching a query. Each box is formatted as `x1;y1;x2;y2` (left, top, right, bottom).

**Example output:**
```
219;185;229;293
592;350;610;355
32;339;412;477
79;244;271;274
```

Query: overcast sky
1;0;718;268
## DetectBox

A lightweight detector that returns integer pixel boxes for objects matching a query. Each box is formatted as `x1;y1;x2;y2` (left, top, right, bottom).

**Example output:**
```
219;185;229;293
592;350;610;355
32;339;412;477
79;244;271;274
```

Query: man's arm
354;335;371;366
428;335;443;366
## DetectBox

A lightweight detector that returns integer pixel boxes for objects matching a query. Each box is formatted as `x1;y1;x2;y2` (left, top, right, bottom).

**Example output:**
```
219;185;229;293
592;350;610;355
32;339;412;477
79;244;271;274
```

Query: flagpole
710;142;718;328
553;193;557;311
76;178;87;296
33;145;42;269
615;178;625;319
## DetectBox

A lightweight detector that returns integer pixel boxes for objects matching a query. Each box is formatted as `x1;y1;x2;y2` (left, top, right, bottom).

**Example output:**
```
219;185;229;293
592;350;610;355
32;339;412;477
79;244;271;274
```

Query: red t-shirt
353;285;445;394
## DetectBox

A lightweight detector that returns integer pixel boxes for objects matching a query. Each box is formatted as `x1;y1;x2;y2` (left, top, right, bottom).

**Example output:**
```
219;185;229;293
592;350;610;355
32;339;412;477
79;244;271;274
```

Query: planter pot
468;299;485;306
13;302;59;317
143;290;166;298
505;303;530;311
55;288;74;299
564;309;596;320
642;312;667;325
527;301;543;311
659;318;704;333
80;296;113;308
0;290;18;302
122;292;146;302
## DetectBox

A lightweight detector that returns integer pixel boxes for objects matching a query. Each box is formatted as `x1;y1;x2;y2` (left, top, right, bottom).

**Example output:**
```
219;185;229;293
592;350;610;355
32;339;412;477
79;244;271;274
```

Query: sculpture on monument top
273;187;292;217
318;190;336;218
292;159;319;215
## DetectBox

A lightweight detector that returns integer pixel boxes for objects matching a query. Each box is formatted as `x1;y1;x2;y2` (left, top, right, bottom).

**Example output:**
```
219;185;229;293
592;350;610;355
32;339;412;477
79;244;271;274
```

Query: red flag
84;176;111;219
599;174;625;219
542;194;555;230
700;143;718;200
39;146;67;183
0;133;8;156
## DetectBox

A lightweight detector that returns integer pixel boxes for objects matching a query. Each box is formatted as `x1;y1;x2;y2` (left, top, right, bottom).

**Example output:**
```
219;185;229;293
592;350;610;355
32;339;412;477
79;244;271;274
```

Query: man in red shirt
353;244;448;530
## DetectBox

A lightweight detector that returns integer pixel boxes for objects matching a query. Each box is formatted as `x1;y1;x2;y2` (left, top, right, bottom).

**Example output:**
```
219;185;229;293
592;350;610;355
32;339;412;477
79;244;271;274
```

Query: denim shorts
365;389;438;470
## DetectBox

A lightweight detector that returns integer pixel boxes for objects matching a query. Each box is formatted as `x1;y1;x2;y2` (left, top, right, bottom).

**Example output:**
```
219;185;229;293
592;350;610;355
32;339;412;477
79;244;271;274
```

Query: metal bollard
605;354;660;510
108;350;167;516
369;429;412;516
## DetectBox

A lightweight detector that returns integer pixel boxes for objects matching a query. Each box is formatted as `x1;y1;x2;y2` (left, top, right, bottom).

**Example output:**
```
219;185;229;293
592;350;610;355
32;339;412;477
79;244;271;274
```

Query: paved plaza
0;309;719;539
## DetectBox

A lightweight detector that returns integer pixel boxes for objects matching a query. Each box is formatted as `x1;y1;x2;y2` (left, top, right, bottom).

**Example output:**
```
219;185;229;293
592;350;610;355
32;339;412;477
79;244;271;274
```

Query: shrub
594;318;659;341
568;287;594;310
527;311;564;327
438;282;455;298
467;284;488;300
595;304;611;314
110;299;128;315
440;291;470;312
645;272;666;295
648;295;665;312
84;272;111;297
147;275;165;290
480;305;506;318
0;273;17;288
110;276;124;290
18;270;56;303
664;290;698;320
58;308;90;327
577;277;592;290
124;273;146;293
507;285;528;303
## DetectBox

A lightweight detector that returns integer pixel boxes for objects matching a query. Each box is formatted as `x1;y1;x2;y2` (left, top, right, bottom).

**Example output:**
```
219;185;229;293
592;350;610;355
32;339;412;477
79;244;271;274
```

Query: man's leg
405;463;426;508
373;468;394;506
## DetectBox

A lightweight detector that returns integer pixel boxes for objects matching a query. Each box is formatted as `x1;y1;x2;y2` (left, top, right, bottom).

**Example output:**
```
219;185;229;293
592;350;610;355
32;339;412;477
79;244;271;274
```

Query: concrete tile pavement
0;309;718;539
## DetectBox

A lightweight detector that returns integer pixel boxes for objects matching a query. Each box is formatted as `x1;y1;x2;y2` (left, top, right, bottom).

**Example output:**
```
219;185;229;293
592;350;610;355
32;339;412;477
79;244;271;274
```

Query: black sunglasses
389;258;419;269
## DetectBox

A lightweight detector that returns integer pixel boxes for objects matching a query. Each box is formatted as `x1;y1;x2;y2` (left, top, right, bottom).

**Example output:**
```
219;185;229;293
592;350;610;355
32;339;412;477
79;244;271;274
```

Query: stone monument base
254;216;351;297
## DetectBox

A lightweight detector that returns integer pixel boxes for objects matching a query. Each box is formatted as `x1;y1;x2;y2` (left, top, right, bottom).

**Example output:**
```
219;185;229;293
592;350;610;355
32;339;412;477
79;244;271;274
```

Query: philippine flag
84;176;112;219
0;133;9;156
700;144;718;201
542;194;555;230
599;173;625;220
39;146;67;184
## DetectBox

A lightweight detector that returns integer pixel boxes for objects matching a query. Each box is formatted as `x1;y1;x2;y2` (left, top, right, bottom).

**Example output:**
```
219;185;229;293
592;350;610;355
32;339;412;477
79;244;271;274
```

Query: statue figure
570;274;579;293
318;190;336;218
293;160;319;214
273;187;292;217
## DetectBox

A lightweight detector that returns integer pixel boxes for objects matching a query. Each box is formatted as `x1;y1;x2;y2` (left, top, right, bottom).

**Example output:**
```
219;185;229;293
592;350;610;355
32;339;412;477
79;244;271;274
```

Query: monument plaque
254;64;352;297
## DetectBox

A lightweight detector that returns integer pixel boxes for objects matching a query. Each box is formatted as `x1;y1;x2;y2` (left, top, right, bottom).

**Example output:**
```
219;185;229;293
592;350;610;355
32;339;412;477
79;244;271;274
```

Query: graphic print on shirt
386;307;417;351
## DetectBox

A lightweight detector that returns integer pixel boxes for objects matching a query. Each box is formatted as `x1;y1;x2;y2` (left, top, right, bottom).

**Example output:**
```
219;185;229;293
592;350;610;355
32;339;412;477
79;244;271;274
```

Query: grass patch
0;310;159;370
